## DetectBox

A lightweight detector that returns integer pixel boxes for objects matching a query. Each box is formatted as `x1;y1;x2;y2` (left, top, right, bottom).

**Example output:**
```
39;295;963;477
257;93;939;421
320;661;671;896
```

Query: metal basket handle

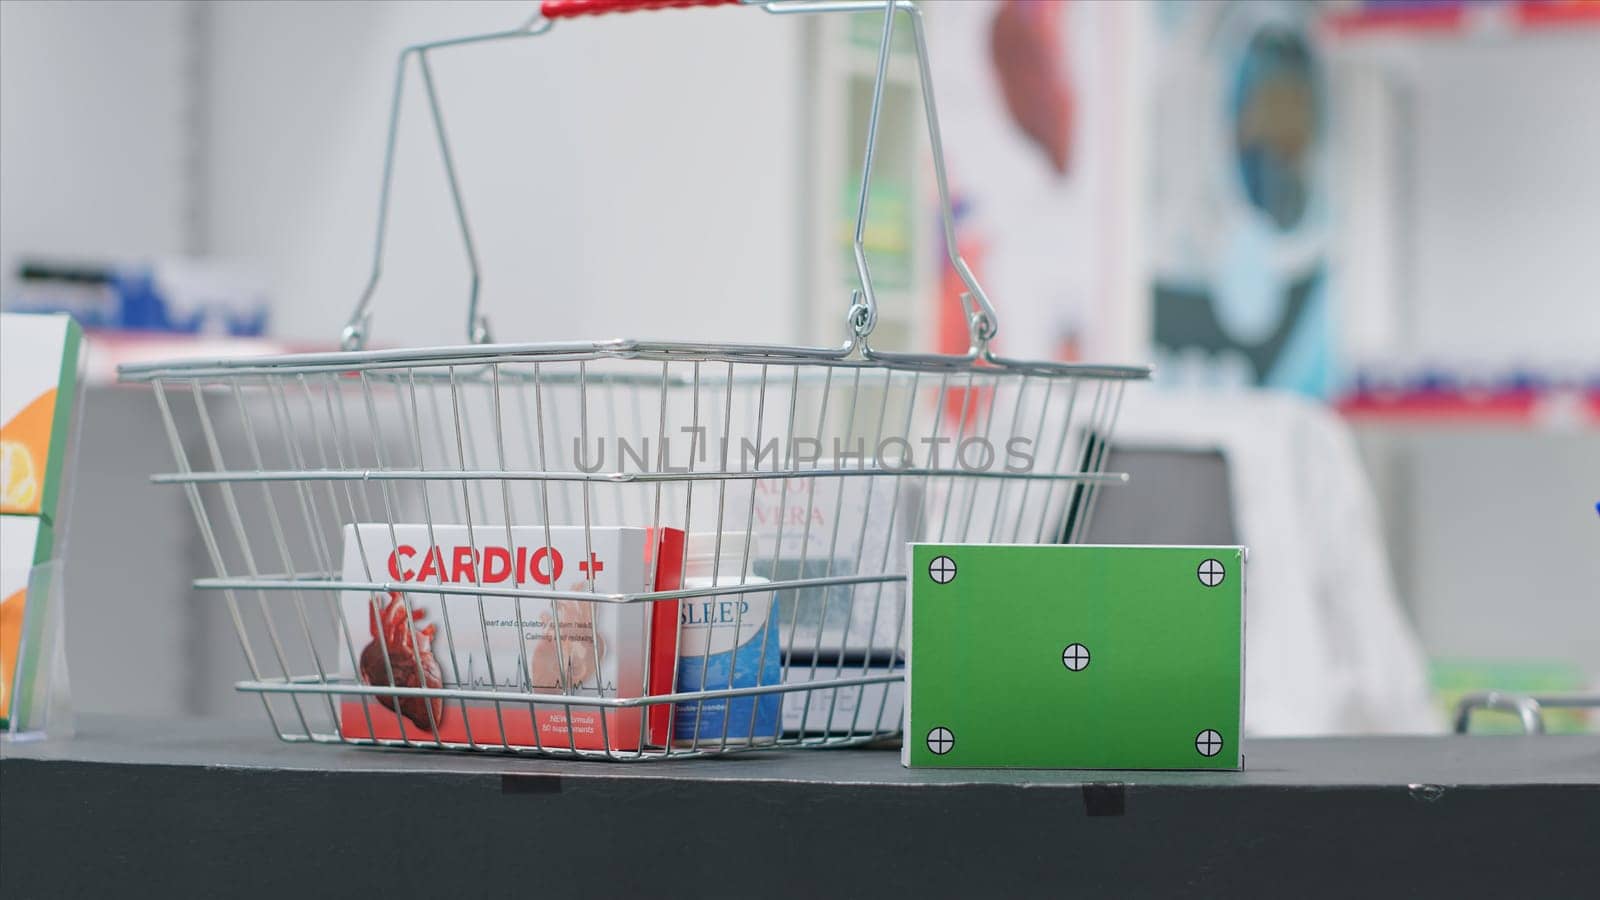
340;0;1001;362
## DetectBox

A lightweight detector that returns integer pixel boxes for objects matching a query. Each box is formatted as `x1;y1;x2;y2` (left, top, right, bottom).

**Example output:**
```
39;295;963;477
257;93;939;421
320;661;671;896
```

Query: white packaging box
725;468;920;658
780;662;905;735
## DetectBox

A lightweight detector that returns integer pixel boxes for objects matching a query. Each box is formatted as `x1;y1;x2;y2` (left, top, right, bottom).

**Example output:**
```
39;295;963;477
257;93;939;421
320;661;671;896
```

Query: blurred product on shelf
1322;0;1600;39
1431;659;1597;734
1339;359;1600;427
5;258;267;337
1149;0;1334;397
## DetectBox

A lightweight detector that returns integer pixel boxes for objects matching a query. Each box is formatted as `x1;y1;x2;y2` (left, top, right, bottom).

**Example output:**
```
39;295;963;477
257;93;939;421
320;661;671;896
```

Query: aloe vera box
904;544;1244;770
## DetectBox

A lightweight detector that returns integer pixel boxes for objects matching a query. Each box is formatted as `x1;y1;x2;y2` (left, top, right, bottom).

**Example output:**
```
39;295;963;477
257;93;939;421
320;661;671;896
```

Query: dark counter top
4;715;1597;898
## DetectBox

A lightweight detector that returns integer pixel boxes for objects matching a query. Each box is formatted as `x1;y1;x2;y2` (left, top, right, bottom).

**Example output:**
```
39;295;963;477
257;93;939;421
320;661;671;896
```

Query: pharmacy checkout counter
3;715;1596;897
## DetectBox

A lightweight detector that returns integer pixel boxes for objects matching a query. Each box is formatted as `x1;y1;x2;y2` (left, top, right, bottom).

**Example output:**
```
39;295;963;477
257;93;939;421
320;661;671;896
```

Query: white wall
1332;31;1600;363
1329;63;1401;359
1407;33;1600;363
1405;431;1600;678
0;0;198;717
203;0;807;349
0;0;190;287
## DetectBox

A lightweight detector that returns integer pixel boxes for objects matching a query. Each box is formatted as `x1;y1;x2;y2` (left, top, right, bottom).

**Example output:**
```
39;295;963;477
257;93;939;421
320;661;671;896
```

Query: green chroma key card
903;544;1244;770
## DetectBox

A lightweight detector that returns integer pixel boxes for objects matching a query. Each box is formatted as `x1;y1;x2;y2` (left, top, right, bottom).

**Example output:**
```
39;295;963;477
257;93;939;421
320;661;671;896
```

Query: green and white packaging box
904;544;1245;770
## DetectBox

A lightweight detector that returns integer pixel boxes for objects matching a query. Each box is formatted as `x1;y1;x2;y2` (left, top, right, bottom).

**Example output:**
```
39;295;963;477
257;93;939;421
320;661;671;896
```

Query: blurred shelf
83;331;322;386
1322;1;1600;43
1337;387;1600;430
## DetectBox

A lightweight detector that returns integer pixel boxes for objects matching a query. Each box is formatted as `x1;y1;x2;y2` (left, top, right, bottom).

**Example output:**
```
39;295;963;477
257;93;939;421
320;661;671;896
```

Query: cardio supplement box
1;515;54;727
338;524;682;751
0;313;83;523
904;544;1244;770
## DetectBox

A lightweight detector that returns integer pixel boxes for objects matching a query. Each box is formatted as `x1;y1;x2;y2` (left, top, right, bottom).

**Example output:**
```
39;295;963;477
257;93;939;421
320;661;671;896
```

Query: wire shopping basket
119;0;1150;760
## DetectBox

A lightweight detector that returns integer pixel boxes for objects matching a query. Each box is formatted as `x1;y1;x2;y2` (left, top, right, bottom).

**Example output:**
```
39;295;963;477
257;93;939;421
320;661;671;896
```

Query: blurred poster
1148;0;1334;396
927;0;1129;362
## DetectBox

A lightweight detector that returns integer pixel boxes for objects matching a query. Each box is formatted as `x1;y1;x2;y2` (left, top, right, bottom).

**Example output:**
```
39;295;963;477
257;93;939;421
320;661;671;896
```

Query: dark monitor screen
1067;444;1239;546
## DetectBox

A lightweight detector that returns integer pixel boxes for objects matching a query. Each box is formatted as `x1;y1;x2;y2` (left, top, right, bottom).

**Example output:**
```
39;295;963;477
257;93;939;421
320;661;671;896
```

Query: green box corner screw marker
903;544;1245;770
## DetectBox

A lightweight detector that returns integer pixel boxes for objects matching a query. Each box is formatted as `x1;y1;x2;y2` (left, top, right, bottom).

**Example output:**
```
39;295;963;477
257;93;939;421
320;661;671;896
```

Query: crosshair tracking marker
1062;643;1091;671
929;555;958;585
927;726;955;755
1196;729;1224;757
1197;558;1226;588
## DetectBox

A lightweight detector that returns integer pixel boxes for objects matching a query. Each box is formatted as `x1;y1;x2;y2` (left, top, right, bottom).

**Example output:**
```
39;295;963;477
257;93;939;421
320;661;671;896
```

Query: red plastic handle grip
540;0;740;19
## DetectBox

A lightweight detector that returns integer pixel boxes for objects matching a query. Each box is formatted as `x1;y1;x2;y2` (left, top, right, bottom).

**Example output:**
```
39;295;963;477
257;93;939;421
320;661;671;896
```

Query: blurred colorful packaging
1432;660;1596;734
6;258;268;336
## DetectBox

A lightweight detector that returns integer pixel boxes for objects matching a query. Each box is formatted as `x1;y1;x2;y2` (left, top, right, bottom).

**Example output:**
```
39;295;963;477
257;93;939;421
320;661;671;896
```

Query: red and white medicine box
338;524;682;751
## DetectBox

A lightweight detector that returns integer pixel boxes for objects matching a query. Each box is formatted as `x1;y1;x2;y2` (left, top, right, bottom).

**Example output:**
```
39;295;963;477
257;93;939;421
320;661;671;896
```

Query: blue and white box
673;533;782;743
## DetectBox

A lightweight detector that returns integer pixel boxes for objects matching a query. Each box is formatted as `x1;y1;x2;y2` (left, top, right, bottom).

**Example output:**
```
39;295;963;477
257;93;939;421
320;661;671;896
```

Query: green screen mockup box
904;544;1244;770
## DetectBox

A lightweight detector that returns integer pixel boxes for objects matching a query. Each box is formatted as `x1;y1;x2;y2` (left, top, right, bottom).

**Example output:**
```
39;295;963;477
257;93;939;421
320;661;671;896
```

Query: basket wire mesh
120;0;1149;760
